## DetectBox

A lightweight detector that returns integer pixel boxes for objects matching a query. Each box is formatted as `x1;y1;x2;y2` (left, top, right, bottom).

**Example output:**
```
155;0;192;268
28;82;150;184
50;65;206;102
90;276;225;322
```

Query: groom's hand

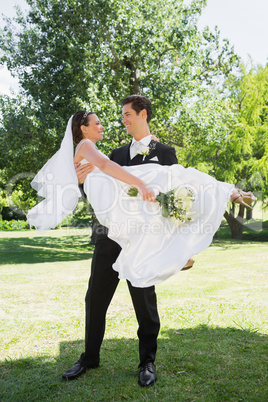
74;162;95;184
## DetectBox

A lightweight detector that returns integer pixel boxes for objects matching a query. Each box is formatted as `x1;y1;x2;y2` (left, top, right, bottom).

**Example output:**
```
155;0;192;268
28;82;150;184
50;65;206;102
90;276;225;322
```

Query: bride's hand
74;162;95;184
137;184;156;202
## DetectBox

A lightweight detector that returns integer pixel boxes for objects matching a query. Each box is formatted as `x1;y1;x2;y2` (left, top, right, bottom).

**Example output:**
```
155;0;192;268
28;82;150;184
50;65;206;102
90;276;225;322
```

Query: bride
27;110;255;287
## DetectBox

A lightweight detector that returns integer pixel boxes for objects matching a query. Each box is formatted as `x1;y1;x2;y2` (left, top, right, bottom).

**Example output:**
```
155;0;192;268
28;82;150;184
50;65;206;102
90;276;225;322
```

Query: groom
62;95;178;386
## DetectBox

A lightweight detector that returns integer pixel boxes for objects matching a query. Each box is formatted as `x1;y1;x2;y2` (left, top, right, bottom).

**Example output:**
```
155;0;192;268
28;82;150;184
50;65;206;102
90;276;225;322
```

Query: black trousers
79;237;160;368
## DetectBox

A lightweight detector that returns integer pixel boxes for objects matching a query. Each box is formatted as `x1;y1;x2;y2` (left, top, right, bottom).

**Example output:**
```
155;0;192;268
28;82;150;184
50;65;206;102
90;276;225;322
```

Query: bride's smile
81;114;104;144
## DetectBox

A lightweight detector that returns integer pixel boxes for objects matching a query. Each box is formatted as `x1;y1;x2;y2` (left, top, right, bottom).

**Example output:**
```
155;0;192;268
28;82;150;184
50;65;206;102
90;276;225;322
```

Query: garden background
0;0;267;400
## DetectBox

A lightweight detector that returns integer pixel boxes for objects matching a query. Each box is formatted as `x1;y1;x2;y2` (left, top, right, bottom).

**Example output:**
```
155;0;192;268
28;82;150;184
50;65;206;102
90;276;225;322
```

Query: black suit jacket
110;141;177;166
93;140;178;241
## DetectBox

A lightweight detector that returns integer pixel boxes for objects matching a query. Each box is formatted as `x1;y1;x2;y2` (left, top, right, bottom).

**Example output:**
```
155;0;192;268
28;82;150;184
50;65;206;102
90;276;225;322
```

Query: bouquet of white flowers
128;186;195;223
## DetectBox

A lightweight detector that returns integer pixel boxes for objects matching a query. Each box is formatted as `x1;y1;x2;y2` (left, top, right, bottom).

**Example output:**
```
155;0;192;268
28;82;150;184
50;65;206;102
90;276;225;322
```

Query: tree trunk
122;57;141;94
224;204;245;240
246;208;252;220
129;67;140;94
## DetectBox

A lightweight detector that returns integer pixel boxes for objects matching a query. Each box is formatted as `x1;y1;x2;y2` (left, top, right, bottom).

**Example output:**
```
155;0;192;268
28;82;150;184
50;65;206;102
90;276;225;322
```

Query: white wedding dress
80;140;234;288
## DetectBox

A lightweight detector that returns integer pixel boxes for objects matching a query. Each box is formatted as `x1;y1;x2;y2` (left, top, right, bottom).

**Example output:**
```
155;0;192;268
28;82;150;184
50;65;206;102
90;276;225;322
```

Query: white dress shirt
130;135;152;159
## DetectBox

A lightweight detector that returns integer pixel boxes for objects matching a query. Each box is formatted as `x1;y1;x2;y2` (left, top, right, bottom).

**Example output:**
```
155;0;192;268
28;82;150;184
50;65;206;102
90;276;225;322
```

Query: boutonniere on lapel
137;141;157;161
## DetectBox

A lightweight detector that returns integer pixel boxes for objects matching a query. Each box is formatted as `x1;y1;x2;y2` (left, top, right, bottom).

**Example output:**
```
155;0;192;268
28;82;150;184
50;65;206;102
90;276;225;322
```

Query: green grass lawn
0;229;267;401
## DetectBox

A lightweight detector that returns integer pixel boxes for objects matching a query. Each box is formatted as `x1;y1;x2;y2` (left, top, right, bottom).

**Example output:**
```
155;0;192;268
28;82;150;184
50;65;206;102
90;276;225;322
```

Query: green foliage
175;65;268;238
211;65;268;203
173;87;236;172
176;66;268;192
0;0;239;144
0;189;8;212
0;219;29;230
56;200;93;229
231;66;268;198
0;95;52;213
7;188;36;215
0;94;62;172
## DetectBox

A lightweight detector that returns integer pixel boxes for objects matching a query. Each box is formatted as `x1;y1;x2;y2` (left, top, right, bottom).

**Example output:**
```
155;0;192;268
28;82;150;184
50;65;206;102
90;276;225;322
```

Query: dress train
84;163;234;287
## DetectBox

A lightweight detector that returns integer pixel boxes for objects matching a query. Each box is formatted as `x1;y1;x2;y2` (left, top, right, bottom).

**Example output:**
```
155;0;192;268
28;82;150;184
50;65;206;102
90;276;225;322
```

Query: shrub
0;220;30;231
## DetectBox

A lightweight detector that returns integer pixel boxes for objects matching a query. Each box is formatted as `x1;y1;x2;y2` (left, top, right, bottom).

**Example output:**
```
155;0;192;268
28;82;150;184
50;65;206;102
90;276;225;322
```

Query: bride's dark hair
72;111;94;145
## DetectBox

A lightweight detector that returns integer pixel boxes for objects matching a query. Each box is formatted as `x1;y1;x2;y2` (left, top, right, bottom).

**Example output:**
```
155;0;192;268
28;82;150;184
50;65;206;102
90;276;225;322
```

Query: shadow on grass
0;235;94;265
0;326;267;400
213;225;268;244
210;225;268;250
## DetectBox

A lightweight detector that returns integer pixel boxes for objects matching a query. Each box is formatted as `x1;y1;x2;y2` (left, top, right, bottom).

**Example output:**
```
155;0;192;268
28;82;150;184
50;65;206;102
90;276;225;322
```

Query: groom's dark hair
122;95;152;123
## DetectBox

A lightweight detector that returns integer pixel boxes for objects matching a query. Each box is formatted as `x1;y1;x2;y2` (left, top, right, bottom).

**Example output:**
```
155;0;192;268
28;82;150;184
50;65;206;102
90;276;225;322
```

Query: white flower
174;186;188;198
137;144;150;156
170;216;182;226
183;197;193;211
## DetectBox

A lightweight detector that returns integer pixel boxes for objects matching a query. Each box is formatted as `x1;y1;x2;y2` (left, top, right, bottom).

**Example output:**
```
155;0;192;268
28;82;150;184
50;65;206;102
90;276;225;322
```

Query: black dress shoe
62;362;87;381
138;362;157;387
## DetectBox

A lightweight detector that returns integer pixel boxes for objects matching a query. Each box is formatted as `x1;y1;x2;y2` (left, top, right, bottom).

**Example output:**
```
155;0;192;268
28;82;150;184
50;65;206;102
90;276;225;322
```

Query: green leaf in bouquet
128;187;138;197
162;204;170;218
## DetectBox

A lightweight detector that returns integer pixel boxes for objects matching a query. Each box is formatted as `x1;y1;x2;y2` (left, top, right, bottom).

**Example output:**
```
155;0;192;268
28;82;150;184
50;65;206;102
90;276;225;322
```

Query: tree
0;95;47;215
0;0;240;218
222;65;268;238
0;0;239;137
176;65;268;239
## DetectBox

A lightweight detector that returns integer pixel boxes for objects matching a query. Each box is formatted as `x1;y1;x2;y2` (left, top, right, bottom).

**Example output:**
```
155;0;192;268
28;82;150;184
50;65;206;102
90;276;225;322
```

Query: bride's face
83;114;104;143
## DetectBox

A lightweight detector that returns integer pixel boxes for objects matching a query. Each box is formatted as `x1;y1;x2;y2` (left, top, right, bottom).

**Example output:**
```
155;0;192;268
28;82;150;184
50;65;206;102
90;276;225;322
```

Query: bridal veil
27;116;80;230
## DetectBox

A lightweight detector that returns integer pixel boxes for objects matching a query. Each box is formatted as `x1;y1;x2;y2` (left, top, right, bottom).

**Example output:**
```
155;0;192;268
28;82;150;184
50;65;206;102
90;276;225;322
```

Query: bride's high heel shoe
230;190;256;210
181;258;195;271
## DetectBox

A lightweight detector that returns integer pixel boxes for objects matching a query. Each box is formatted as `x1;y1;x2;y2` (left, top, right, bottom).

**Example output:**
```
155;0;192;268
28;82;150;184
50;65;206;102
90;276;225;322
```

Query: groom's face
122;103;144;136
